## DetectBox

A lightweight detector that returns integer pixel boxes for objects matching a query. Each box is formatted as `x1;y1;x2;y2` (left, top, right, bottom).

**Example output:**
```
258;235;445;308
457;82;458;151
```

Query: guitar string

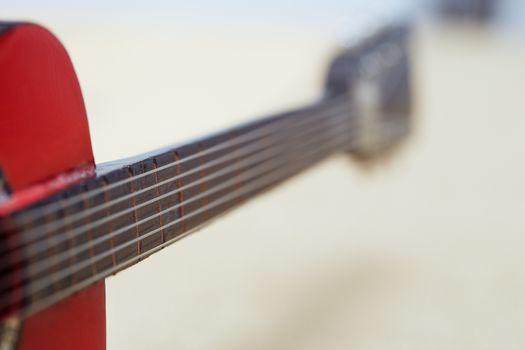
5;46;407;234
1;98;343;230
6;95;348;227
2;67;406;314
5;118;357;316
0;98;349;266
19;122;355;301
19;131;357;318
1;80;406;304
2;115;355;311
3;99;350;248
0;107;354;286
0;108;352;285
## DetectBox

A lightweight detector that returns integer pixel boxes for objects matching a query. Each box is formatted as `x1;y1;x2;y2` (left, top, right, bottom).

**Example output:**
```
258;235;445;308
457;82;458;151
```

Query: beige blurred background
4;1;525;349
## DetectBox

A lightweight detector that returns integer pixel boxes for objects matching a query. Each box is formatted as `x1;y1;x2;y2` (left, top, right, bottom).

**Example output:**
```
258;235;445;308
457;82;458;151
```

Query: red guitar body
0;23;105;350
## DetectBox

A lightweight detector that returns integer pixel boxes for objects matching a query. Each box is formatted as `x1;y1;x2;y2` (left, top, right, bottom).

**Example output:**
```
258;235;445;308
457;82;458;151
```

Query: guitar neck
0;23;411;319
0;96;356;316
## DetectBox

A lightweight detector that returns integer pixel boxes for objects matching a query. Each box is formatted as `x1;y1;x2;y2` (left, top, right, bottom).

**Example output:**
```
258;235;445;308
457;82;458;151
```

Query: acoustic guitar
0;21;411;349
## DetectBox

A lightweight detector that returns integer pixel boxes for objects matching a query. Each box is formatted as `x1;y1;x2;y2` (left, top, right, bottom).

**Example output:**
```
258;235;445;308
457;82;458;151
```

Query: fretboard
0;96;356;317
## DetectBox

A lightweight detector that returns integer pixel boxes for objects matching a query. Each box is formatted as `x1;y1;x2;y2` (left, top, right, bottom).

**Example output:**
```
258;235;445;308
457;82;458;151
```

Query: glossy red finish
0;23;105;349
0;23;94;192
18;283;106;350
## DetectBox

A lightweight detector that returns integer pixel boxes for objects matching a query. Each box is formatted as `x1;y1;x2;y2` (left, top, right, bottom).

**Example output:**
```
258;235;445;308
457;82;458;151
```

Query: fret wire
0;110;354;291
197;143;210;222
174;152;185;234
4;100;350;252
127;168;141;258
61;197;77;286
133;161;160;256
81;185;97;276
43;204;60;296
152;159;165;245
8;96;349;227
8;120;356;317
0;113;354;307
100;179;116;270
0;105;352;273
